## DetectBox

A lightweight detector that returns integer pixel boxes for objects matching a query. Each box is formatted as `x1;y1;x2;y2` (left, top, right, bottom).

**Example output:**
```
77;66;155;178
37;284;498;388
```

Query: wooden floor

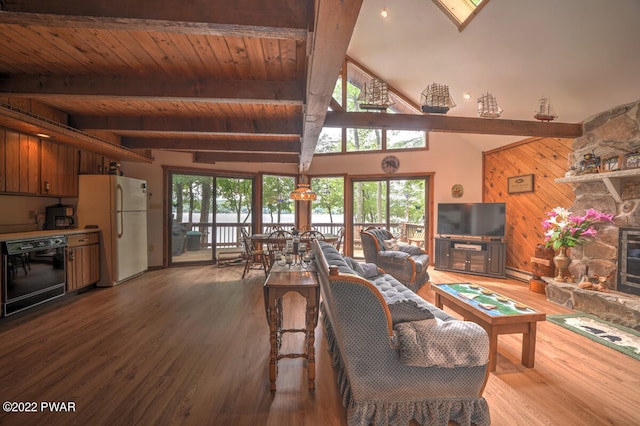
0;264;638;426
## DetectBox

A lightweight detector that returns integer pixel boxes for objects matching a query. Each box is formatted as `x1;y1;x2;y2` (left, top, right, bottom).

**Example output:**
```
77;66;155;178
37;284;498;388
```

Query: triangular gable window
432;0;489;31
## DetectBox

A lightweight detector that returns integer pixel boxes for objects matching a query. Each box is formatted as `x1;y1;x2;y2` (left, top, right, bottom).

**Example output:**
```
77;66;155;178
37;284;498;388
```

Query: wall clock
381;155;400;173
451;184;464;198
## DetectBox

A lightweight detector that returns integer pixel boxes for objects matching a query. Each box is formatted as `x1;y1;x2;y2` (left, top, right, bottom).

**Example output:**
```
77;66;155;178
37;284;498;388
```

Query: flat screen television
437;202;506;238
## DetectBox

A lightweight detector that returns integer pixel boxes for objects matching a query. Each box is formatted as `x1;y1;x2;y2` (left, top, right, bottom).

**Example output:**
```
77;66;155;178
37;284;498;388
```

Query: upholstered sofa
313;241;491;426
360;227;430;291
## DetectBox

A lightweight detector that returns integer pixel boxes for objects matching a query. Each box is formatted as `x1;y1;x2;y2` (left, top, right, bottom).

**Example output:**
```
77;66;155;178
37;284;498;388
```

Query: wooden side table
263;263;319;392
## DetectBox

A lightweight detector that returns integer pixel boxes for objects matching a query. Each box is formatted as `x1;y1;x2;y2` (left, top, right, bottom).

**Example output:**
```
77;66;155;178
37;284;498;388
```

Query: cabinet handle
69;250;75;262
78;238;90;242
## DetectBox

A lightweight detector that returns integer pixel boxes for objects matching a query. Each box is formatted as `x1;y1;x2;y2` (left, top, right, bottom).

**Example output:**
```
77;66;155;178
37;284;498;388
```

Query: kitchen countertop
0;228;101;242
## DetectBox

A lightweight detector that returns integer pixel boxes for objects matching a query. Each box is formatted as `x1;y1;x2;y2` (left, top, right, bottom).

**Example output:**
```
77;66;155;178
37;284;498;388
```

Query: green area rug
547;313;640;361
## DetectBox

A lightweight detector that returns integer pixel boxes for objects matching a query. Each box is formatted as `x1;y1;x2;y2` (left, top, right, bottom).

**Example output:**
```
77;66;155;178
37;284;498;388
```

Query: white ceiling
347;0;640;151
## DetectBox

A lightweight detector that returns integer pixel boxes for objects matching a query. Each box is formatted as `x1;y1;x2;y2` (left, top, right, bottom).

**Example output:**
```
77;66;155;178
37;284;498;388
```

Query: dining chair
300;230;325;254
266;229;292;265
264;224;283;234
300;230;325;241
241;228;269;278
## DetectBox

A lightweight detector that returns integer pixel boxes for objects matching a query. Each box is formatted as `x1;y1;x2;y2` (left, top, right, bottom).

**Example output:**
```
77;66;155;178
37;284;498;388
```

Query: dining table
250;232;338;245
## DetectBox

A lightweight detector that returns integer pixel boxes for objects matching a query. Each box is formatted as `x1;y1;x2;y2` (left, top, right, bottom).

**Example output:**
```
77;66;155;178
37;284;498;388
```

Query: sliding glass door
351;177;427;257
169;171;254;265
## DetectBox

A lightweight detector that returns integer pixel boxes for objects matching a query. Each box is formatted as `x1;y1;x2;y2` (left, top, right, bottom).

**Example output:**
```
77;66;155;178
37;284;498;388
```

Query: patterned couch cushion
370;274;436;325
320;241;436;325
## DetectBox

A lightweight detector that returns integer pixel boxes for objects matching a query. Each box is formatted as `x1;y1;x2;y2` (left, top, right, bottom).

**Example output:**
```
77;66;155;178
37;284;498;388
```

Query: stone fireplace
546;99;640;331
564;99;640;293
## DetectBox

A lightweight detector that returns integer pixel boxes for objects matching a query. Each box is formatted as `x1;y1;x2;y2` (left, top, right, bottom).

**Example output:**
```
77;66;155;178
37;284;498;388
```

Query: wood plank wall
483;137;575;276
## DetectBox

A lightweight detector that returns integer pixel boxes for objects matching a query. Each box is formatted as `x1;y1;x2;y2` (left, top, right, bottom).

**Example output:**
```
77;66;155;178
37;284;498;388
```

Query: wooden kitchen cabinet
2;129;40;194
79;151;112;175
66;232;100;291
41;140;79;197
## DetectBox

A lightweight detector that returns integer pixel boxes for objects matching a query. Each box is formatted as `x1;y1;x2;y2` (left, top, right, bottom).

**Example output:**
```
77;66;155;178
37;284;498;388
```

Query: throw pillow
359;262;380;278
383;238;400;251
395;318;489;368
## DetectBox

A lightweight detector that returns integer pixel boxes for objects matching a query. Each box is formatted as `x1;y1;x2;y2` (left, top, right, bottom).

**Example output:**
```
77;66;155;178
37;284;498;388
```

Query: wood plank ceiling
0;0;364;170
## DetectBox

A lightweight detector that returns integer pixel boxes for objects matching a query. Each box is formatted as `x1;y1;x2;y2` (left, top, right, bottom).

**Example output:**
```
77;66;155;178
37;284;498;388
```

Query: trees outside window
351;177;427;257
169;171;253;265
262;175;296;231
315;59;426;154
311;177;344;235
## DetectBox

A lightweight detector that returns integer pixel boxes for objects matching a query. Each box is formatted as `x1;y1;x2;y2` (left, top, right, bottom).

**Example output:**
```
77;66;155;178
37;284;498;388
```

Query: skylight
432;0;489;31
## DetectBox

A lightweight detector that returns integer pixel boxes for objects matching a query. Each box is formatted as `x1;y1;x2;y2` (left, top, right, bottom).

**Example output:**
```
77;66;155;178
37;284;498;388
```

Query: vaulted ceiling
1;0;637;171
348;0;640;152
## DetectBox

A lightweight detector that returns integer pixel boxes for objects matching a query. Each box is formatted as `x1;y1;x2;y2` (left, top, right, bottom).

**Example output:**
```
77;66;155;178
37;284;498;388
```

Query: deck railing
180;222;346;250
178;222;423;252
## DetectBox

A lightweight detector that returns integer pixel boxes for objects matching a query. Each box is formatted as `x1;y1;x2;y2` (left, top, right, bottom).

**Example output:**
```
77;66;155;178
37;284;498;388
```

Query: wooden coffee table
432;283;546;372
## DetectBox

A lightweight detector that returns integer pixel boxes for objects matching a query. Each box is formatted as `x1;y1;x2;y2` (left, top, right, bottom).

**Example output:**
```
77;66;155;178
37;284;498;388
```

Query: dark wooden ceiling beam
300;0;364;172
0;75;304;105
70;116;302;135
0;12;307;40
194;151;298;164
1;1;310;38
123;138;300;153
323;111;583;138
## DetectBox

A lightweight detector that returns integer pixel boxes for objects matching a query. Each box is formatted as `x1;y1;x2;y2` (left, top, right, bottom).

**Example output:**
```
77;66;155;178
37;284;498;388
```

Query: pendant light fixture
290;175;317;201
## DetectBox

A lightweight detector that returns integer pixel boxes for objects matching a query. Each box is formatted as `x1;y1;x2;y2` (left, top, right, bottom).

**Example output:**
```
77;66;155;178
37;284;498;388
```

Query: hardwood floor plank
0;266;637;425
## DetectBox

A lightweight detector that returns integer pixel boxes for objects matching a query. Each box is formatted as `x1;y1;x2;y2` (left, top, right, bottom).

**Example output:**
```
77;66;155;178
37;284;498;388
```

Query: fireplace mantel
556;168;640;203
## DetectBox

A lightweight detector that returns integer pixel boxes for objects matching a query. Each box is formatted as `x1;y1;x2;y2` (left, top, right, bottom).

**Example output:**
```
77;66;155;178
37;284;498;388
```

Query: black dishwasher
2;236;67;316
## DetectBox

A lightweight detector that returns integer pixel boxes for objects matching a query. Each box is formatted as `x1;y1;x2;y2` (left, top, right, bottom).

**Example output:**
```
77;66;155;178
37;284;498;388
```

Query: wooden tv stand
434;237;506;278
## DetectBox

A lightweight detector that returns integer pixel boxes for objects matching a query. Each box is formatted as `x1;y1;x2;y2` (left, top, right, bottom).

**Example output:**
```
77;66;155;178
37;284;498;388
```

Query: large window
310;176;345;236
262;175;296;232
316;59;427;154
351;177;428;257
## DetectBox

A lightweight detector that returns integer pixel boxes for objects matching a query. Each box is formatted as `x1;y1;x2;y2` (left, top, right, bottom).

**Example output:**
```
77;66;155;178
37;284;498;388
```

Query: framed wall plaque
508;174;534;194
601;156;621;171
623;152;640;170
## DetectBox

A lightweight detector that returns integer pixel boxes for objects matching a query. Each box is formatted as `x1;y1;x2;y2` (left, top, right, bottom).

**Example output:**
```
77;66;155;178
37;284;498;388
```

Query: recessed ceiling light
463;92;472;100
381;8;389;18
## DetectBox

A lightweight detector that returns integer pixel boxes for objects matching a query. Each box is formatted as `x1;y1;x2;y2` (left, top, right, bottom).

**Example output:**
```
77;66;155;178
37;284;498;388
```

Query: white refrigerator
77;175;148;286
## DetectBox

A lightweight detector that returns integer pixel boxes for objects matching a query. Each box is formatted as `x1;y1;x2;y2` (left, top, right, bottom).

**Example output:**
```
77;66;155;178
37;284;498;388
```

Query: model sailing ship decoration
357;78;394;111
477;92;503;118
420;83;456;114
534;97;558;122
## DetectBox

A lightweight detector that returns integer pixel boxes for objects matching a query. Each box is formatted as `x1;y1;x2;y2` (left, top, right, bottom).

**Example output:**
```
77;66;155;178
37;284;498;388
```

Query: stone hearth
560;99;640;292
544;279;640;332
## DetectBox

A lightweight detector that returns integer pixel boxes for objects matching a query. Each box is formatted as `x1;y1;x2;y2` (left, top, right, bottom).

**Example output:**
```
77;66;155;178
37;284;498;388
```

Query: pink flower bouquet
541;207;614;251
